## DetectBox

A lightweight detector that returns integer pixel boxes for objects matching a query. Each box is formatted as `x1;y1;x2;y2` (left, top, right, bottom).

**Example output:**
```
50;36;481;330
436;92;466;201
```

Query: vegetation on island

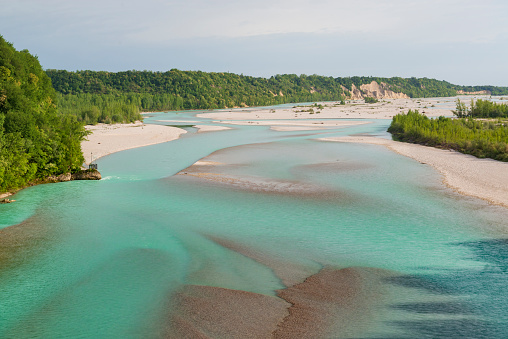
364;97;379;104
0;36;87;192
388;110;508;161
452;98;508;118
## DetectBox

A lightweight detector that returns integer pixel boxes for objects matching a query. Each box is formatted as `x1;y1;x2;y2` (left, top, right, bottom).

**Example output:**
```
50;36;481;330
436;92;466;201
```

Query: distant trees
46;70;347;113
0;35;87;192
452;99;508;118
46;70;508;121
388;110;508;161
45;70;508;121
364;97;378;104
470;99;508;118
56;93;143;125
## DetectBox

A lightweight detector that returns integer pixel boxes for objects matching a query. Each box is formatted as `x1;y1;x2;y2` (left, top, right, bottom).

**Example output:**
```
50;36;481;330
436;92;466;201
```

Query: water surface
1;109;508;338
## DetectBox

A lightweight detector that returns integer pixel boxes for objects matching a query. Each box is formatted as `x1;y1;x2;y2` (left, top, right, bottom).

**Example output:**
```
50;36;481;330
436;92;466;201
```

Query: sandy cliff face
343;81;409;100
456;90;491;95
360;81;409;99
348;84;365;100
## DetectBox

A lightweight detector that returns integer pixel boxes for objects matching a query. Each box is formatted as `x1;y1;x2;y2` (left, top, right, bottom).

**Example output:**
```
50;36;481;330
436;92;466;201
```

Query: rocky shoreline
0;169;101;203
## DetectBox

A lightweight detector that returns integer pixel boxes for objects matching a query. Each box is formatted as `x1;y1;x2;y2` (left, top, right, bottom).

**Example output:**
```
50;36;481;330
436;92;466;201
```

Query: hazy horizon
2;0;507;86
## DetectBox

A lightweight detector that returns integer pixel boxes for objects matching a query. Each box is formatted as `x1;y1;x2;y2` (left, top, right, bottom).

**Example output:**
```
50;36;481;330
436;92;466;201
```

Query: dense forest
46;70;508;124
388;110;508;161
0;36;87;192
47;70;346;123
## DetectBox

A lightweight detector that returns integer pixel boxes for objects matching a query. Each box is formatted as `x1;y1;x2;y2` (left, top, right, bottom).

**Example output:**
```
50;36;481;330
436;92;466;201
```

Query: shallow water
1;109;508;338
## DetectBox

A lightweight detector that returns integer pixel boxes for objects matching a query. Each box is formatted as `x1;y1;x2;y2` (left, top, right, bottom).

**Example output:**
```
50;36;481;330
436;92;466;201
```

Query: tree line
46;70;508;125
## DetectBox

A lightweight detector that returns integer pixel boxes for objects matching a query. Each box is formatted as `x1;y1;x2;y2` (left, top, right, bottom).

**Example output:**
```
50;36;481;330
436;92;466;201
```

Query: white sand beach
81;122;187;164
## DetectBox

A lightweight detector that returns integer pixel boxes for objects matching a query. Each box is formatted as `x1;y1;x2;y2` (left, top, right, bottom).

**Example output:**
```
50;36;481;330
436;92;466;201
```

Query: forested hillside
0;36;87;192
48;70;346;124
46;69;508;124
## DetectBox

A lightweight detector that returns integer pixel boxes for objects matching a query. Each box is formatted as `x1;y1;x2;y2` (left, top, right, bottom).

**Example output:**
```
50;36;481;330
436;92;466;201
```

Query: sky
1;0;507;86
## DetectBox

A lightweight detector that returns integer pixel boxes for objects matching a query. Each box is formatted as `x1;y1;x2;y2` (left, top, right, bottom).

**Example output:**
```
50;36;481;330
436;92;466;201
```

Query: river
1;109;508;338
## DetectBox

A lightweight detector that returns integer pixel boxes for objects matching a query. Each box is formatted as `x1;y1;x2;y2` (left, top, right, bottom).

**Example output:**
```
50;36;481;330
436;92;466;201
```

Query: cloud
1;0;507;85
3;0;507;44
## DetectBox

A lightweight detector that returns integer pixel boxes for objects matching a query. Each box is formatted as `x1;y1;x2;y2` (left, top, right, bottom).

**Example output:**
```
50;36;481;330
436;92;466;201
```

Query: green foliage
452;99;508;119
388;110;508;162
0;35;87;192
364;97;378;104
46;71;508;117
452;99;469;118
46;70;508;119
459;86;508;96
470;99;508;118
56;93;143;125
46;70;347;112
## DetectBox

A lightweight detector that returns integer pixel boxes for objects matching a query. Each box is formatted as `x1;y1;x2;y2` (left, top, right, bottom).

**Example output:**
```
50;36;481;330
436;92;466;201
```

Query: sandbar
215;119;370;131
321;136;508;208
81;122;187;164
197;97;464;121
177;155;343;198
193;125;232;133
165;235;396;338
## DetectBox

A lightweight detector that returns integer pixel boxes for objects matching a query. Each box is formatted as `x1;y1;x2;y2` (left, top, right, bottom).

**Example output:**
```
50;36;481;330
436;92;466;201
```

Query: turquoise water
1;110;508;338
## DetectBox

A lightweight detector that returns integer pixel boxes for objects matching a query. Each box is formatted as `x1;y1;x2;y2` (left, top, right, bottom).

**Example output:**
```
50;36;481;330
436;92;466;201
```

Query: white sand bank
194;125;232;133
81;122;187;164
197;97;462;121
321;136;508;208
216;119;370;131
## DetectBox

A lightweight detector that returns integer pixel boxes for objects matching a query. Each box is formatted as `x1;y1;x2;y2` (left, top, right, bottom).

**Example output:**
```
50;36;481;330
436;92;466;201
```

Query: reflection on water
383;239;508;338
1;110;508;338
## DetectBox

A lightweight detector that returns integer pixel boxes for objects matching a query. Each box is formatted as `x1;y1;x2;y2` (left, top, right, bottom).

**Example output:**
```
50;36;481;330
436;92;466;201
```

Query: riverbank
0;122;189;199
82;122;187;164
321;136;508;208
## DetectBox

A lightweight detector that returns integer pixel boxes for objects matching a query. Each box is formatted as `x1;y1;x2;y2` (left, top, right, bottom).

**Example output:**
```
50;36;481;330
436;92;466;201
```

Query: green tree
0;35;88;192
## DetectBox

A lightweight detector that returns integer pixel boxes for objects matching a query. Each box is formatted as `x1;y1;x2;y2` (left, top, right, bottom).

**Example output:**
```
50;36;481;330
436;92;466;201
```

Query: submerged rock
0;198;15;203
71;169;102;180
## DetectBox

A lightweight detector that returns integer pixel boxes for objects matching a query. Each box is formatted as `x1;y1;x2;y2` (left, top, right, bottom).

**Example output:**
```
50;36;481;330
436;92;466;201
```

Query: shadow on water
378;239;508;339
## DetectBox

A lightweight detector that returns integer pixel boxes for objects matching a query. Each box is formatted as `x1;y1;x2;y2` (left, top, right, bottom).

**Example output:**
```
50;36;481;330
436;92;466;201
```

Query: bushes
453;99;508;118
388;110;508;161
